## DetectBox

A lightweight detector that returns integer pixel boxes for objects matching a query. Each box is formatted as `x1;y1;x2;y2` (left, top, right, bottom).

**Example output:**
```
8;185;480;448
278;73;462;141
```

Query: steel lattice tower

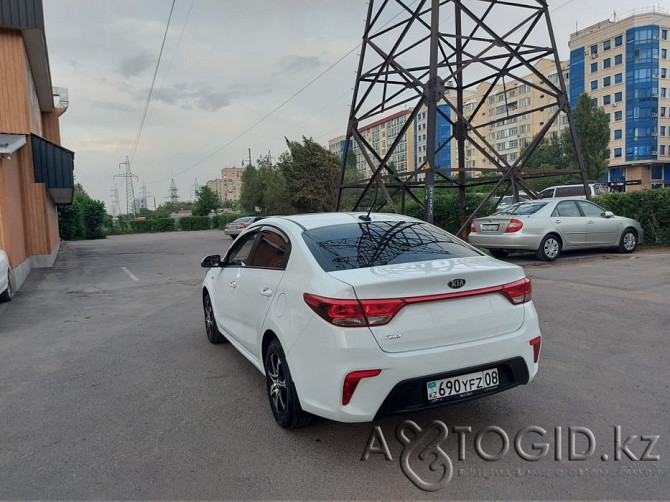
336;0;588;236
168;178;179;205
114;156;138;216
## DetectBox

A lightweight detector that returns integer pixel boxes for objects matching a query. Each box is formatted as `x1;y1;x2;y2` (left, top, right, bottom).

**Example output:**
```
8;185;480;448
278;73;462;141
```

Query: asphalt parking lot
0;230;668;499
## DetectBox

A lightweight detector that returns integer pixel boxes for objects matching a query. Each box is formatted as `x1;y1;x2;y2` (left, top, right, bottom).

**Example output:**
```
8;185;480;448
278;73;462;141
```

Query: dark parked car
223;216;264;238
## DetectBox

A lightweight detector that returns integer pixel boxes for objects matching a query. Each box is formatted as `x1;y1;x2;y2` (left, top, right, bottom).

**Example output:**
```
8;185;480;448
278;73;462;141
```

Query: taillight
470;221;477;233
529;336;541;363
505;219;523;233
501;277;532;304
303;294;404;327
342;369;381;405
239;223;246;229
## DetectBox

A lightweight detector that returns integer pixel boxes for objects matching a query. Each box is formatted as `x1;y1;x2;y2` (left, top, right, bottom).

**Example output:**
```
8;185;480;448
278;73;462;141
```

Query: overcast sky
43;0;666;209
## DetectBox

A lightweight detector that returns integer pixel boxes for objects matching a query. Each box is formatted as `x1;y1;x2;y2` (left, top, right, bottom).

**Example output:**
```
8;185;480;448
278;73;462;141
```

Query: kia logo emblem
448;278;466;289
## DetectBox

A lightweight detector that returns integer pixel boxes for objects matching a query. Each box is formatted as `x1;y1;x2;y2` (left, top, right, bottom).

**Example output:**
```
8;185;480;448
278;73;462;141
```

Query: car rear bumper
468;232;542;251
285;303;541;423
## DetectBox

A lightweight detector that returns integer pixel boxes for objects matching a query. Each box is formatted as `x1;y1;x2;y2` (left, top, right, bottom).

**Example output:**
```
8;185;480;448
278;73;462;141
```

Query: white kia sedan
201;213;541;428
0;249;13;302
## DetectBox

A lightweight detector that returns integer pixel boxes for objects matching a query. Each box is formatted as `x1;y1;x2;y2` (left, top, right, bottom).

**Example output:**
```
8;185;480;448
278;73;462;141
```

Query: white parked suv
539;183;609;199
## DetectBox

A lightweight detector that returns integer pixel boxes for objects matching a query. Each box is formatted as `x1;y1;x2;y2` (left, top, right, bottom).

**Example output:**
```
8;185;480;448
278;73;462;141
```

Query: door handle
588;219;595;224
229;281;237;288
553;219;562;224
260;288;273;297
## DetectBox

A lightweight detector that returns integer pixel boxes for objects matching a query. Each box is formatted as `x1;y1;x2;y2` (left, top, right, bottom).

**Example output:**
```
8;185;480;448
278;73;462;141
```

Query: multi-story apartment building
330;59;570;183
1;0;75;293
328;135;350;160
207;166;245;202
570;8;670;191
349;109;415;178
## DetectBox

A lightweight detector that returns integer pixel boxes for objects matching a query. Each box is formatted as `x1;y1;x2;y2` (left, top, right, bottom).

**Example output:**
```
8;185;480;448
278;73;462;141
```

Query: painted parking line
121;266;139;282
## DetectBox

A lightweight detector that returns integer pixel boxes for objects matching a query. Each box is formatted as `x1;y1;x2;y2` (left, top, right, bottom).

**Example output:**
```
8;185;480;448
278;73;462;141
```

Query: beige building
350;109;415;178
207;167;245;202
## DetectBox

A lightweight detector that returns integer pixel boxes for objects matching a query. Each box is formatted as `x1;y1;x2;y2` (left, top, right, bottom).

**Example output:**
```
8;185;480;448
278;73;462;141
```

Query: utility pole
114;156;137;216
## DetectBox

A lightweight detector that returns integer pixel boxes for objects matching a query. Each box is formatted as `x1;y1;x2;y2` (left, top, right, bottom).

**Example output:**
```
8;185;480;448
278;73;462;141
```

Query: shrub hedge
127;218;176;233
178;216;212;231
595;188;670;245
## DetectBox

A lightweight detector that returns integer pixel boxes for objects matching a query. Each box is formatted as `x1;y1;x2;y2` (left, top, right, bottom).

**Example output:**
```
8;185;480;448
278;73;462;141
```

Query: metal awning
0;133;27;156
31;134;74;205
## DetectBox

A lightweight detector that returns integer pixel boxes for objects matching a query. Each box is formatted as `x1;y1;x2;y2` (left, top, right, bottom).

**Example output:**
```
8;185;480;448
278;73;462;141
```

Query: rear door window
553;201;581;217
250;229;290;269
303;221;481;272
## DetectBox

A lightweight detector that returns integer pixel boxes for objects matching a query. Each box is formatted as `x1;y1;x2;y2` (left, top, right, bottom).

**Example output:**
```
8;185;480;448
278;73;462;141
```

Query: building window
615;110;623;121
591;62;598;73
603;76;611;87
615;54;623;65
664;30;668;41
663;88;668;98
614;129;622;140
603;58;611;69
663;68;668;78
615;35;623;47
614;91;623;102
590;44;598;55
662;107;667;117
591;80;598;91
615;72;623;84
592;98;598;107
662;126;666;136
662;145;667;156
603;39;611;51
603;94;611;105
614;148;622;158
664;49;668;60
652;165;663;178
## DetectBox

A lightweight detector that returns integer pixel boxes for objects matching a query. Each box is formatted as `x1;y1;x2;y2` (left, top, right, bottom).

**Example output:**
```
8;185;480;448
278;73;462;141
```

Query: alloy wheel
267;353;287;415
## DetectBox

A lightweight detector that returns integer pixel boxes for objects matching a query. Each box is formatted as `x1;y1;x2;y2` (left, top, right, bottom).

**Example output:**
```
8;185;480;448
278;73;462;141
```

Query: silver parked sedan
468;199;643;261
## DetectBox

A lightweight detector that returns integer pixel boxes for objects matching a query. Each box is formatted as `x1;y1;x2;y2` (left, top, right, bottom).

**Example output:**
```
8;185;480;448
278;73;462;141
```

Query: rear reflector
342;369;381;405
304;278;532;327
505;218;523;233
470;222;477;233
529;336;541;363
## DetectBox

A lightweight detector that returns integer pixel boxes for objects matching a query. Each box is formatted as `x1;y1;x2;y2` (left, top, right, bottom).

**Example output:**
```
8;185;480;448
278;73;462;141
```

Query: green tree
240;165;264;213
280;136;340;213
192;185;221;216
57;184;107;239
259;162;294;215
563;93;610;180
153;202;178;219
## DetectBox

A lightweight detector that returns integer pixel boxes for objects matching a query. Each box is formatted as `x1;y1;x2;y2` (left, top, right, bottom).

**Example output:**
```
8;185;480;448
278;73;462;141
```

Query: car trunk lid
329;256;527;353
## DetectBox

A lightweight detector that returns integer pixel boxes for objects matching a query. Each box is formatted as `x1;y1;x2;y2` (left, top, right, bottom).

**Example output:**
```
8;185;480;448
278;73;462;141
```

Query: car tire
536;234;561;261
0;270;13;302
265;339;313;429
203;292;226;344
618;228;638;254
488;248;509;258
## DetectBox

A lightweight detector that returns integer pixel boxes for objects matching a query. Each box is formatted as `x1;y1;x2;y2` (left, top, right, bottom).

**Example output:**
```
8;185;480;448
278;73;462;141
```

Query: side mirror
201;254;222;268
603;211;614;218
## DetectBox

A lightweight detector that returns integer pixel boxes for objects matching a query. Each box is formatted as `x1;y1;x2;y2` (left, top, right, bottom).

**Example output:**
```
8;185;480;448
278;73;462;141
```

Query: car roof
259;212;420;231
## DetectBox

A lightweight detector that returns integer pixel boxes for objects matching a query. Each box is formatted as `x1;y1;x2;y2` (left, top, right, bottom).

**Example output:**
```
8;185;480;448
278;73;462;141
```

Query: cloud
276;55;322;75
151;83;245;112
93;100;140;113
119;53;154;78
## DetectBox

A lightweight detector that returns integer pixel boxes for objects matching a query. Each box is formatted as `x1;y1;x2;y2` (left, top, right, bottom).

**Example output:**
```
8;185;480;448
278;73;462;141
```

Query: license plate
481;223;499;231
426;368;499;401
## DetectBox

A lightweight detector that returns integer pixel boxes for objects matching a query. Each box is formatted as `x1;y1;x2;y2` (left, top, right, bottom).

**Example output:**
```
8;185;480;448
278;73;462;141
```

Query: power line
129;0;177;164
146;1;422;184
148;0;195;123
148;0;581;184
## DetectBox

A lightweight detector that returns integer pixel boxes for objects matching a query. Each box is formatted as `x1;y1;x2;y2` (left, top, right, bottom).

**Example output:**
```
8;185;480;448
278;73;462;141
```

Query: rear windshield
302;221;480;272
495;202;547;215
